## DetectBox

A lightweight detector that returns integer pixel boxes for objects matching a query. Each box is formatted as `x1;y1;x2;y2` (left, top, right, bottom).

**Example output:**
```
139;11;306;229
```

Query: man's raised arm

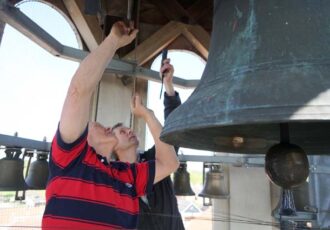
59;22;138;143
131;95;179;184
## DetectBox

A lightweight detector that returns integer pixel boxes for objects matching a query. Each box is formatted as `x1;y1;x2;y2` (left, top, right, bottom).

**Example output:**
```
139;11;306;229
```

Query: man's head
87;122;118;160
111;122;139;162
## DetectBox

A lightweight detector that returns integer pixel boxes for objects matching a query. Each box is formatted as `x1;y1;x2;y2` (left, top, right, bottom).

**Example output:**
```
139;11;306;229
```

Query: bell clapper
265;123;310;226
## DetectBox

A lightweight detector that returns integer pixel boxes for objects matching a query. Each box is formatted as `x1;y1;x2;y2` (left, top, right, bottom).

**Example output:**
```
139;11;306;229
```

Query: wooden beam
63;0;103;50
124;21;210;64
183;24;210;60
124;21;184;65
46;0;71;15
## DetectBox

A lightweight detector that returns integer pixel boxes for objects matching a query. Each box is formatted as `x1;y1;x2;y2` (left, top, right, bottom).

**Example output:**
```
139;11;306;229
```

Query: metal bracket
0;134;50;152
274;211;317;221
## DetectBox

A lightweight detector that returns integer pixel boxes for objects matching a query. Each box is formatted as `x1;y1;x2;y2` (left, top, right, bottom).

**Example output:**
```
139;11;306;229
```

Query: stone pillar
95;74;148;149
212;165;230;230
96;74;133;129
213;199;230;230
270;183;281;230
229;166;273;230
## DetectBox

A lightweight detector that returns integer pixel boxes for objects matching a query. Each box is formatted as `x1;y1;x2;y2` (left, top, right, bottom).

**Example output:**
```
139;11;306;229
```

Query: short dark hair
112;122;123;130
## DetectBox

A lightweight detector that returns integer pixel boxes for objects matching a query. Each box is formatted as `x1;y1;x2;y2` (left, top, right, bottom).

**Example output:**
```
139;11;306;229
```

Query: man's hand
160;58;174;83
160;58;175;96
109;21;138;49
130;94;154;119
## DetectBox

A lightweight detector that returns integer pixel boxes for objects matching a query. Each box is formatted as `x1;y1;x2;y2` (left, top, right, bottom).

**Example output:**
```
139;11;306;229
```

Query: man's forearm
164;82;175;96
59;34;119;143
144;111;179;183
144;111;165;148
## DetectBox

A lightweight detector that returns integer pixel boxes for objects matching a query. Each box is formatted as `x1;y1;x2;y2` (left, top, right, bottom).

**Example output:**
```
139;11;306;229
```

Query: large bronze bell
199;163;229;199
25;153;49;189
0;148;27;191
173;162;195;196
161;0;330;155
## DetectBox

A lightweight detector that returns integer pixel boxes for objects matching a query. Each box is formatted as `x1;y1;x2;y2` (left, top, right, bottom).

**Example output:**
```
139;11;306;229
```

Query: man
42;21;179;230
112;59;185;230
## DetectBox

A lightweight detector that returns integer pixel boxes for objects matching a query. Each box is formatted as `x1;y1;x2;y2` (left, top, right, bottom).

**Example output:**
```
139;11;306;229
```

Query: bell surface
199;165;229;199
25;154;49;189
161;0;330;154
174;162;195;196
0;149;27;191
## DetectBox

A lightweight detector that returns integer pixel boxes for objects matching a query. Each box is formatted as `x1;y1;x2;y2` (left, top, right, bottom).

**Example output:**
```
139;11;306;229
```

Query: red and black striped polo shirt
42;126;155;229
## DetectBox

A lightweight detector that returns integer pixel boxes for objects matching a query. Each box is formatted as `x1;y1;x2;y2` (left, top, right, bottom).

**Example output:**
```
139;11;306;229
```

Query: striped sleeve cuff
55;123;88;151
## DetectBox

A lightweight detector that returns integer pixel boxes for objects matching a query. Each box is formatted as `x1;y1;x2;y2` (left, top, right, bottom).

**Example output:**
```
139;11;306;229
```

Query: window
0;0;80;141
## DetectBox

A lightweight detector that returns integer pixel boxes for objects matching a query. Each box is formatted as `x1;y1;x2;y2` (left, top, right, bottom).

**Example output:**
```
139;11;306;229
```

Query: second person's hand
130;94;154;119
160;58;175;96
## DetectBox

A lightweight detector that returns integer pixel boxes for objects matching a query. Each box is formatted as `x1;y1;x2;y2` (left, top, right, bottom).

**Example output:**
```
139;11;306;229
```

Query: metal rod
127;0;134;21
1;133;330;174
0;134;51;152
280;123;290;143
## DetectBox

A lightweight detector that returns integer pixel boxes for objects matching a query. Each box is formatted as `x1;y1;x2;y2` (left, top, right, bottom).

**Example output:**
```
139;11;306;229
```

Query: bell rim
198;193;230;199
175;191;196;196
161;121;330;155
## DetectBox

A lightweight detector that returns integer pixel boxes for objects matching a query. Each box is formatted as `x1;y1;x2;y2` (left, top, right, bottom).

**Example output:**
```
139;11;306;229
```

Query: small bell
173;162;195;196
25;152;49;189
0;148;27;191
199;163;229;199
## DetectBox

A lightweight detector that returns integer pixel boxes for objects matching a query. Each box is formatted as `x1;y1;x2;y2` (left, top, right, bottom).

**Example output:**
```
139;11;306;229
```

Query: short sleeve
164;91;181;119
50;124;88;169
132;160;155;197
141;146;156;161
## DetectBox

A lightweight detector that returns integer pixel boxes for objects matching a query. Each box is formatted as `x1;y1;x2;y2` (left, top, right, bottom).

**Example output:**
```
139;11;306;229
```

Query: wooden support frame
63;0;103;50
124;21;210;65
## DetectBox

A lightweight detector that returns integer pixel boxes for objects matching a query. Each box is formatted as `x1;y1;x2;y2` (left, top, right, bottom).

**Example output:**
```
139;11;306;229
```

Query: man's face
87;122;117;150
112;125;139;152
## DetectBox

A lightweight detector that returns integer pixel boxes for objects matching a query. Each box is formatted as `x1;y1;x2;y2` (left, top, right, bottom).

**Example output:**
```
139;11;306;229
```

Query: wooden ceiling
23;0;214;65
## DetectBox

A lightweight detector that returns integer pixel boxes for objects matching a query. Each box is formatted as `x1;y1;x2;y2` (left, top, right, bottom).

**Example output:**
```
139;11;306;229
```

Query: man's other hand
130;94;154;119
